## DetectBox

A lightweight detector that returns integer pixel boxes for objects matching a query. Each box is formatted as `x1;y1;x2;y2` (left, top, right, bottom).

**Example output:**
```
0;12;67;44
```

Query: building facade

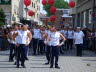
19;0;41;25
0;0;12;25
70;0;96;29
54;9;72;29
40;9;73;29
0;0;41;27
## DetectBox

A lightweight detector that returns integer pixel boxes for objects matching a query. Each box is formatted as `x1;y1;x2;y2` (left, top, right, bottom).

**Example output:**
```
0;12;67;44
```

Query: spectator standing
0;28;3;50
73;27;85;56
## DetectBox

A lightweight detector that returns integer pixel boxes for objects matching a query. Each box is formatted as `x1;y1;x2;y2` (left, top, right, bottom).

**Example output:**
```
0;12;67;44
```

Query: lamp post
24;7;29;19
24;0;31;20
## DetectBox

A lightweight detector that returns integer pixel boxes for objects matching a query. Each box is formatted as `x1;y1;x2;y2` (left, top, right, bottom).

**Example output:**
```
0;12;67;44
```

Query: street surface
0;49;96;72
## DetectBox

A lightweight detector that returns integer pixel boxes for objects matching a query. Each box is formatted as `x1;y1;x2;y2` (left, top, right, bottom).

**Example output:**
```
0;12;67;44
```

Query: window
37;14;38;18
32;2;33;7
37;6;38;10
34;3;35;8
89;9;92;23
83;11;86;26
39;7;40;11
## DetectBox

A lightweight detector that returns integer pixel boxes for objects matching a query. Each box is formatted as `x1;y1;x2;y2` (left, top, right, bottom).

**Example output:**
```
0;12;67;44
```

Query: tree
0;8;6;27
43;0;69;16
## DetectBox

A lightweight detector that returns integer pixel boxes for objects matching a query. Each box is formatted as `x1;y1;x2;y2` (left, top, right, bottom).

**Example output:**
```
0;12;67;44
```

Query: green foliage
43;0;69;16
0;8;6;27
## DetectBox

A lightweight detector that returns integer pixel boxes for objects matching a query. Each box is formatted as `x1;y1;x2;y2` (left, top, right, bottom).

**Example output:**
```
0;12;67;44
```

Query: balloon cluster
24;0;34;16
42;0;56;22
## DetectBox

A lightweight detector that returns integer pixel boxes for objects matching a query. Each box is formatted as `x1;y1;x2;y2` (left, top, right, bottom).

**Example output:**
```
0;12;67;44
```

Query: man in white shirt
8;25;19;62
38;26;45;54
58;29;64;54
62;27;68;49
49;27;66;69
43;26;52;65
32;25;40;55
73;27;84;56
13;25;32;68
67;27;74;50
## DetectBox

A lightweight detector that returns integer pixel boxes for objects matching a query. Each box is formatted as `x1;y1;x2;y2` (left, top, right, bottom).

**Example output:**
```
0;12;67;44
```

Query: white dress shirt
73;31;84;44
33;29;40;39
68;30;74;39
51;32;60;46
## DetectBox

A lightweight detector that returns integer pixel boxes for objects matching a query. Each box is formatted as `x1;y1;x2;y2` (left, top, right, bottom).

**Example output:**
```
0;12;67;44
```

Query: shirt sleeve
73;33;76;39
81;31;85;37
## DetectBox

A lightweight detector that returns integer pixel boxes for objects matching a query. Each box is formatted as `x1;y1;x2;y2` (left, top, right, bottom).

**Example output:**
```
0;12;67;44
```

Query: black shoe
55;66;60;69
33;53;36;55
45;62;49;65
25;57;29;60
14;62;16;65
16;65;19;68
50;66;53;68
21;64;26;68
9;60;14;62
60;52;64;54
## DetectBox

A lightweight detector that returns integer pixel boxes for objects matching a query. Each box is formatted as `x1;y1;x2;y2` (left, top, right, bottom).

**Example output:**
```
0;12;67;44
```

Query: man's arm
60;33;66;42
58;33;66;46
13;32;18;40
27;31;32;43
43;33;48;40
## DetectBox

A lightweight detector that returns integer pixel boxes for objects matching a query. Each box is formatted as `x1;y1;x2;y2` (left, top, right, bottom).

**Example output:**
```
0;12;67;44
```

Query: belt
17;43;25;45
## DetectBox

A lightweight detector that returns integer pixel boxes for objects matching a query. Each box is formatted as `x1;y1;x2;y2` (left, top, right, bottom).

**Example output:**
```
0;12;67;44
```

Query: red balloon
28;10;34;16
50;15;56;21
24;0;31;7
50;6;56;13
69;1;75;8
48;0;54;5
42;0;47;5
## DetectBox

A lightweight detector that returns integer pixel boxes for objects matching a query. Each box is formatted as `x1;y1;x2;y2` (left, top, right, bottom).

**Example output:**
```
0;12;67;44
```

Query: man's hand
57;44;61;47
16;44;20;47
25;44;29;46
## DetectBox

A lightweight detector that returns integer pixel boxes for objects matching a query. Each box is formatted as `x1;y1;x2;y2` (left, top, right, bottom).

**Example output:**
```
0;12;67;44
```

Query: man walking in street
73;27;85;56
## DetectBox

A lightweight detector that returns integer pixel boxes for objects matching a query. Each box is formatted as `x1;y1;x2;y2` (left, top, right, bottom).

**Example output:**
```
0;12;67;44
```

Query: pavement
0;49;96;72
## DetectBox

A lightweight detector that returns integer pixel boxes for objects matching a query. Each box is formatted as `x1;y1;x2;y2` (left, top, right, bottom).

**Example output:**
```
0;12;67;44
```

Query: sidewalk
0;50;96;72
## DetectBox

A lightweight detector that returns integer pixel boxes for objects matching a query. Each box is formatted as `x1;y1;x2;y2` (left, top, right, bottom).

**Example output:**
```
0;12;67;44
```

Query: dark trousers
46;45;51;62
24;45;28;57
83;37;88;50
9;44;15;61
33;38;39;55
50;46;60;67
17;44;26;66
67;39;73;50
0;38;3;48
38;40;44;54
76;44;82;56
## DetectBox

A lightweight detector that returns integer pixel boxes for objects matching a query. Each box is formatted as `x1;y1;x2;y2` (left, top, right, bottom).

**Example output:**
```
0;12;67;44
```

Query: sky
40;0;69;14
